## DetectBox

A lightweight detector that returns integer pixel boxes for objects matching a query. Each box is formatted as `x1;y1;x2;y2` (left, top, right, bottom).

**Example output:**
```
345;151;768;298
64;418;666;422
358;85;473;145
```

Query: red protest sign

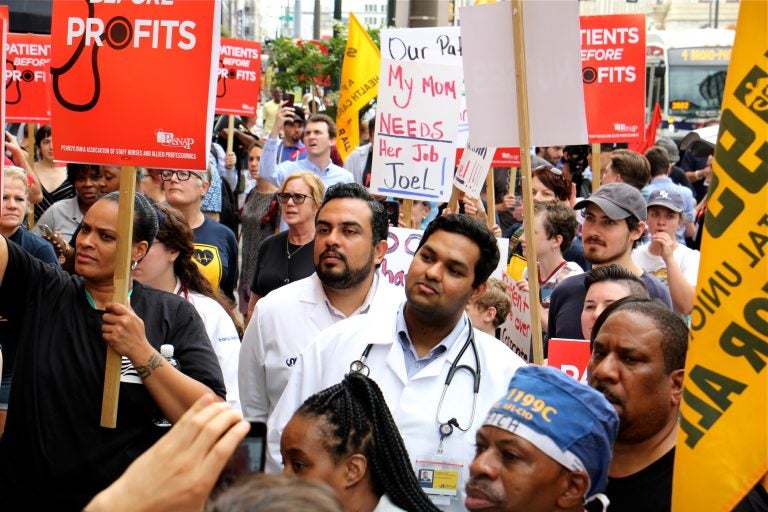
216;38;261;116
5;33;52;122
455;147;521;168
547;338;591;384
580;14;646;143
50;0;219;170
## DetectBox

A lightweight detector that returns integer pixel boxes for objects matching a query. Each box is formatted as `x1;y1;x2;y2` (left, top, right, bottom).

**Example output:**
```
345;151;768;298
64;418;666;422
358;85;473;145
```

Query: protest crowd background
0;0;765;511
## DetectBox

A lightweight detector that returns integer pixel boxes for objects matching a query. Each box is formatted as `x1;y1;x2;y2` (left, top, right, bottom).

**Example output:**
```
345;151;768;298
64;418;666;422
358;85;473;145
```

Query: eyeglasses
160;170;204;182
277;192;314;205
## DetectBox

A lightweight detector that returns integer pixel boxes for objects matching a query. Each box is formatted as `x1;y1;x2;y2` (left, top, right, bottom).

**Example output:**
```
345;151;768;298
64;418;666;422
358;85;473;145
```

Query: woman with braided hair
280;371;441;512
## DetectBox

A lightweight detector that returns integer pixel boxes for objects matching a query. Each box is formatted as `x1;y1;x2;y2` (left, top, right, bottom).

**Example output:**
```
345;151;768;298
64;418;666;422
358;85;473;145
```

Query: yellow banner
672;1;768;510
335;13;380;161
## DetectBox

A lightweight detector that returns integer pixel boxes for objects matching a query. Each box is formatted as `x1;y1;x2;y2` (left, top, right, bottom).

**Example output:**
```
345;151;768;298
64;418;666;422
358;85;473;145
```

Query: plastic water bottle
152;345;179;428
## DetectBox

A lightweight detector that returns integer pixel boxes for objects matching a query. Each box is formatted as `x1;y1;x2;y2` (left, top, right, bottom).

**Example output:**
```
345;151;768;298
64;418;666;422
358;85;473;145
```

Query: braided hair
296;372;441;512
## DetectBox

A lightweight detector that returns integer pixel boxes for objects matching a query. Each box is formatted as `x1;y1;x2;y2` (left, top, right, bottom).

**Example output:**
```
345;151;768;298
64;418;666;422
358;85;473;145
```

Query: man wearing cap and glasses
547;183;672;341
466;365;619;512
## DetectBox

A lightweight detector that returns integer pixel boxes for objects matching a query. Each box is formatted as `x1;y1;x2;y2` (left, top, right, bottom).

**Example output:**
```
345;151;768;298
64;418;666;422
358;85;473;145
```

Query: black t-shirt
0;240;226;510
250;231;315;298
604;448;768;512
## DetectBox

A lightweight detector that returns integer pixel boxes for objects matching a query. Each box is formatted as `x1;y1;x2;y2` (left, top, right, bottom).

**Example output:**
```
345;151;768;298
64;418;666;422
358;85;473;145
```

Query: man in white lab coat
268;214;526;511
238;183;403;422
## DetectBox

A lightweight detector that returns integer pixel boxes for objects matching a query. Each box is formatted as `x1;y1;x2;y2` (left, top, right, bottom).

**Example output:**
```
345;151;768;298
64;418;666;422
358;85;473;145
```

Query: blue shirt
276;141;307;164
396;304;467;378
259;136;354;191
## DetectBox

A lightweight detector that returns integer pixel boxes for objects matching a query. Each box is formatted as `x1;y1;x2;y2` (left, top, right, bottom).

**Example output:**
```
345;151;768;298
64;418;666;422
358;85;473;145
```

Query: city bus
646;28;734;142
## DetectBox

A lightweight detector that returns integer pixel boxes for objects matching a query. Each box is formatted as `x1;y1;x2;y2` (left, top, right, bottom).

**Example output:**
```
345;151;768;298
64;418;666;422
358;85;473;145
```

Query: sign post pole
511;0;543;365
592;142;601;192
100;166;137;428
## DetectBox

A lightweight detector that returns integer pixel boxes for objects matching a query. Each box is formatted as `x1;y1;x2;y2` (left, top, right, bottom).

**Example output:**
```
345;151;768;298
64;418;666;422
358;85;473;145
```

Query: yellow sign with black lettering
672;2;768;510
335;13;380;162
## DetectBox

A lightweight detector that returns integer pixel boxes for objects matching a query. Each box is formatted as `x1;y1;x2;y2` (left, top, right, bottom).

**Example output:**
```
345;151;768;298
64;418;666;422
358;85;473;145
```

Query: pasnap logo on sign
156;129;194;150
613;123;639;133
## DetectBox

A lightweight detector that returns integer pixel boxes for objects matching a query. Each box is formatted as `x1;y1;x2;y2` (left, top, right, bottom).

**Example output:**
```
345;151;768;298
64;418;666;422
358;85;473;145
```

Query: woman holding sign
0;192;226;510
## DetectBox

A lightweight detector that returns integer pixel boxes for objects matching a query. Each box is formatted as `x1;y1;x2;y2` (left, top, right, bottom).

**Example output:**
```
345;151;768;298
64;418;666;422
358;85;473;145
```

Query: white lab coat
238;272;404;421
267;306;526;511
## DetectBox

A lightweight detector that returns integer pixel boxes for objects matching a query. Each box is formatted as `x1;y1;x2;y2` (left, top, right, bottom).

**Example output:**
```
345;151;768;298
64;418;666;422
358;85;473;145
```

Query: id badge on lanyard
414;431;464;508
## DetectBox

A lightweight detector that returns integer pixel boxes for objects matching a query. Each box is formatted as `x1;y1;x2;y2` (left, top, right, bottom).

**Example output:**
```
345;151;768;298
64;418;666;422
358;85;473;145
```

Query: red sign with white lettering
216;38;261;116
580;14;646;143
547;338;591;384
5;33;51;122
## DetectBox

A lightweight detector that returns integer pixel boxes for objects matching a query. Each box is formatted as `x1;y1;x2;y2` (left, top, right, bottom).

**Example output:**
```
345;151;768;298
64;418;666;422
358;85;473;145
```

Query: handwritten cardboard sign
5;33;51;122
497;273;532;362
580;14;646;142
380;226;509;288
50;0;219;169
216;38;261;116
547;338;591;384
371;60;461;202
381;26;519;168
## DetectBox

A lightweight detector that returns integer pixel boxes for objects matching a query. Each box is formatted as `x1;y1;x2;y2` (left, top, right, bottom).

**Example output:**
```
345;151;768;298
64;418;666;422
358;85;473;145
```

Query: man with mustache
588;298;768;511
238;183;403;422
547;183;671;341
266;214;526;510
466;365;618;512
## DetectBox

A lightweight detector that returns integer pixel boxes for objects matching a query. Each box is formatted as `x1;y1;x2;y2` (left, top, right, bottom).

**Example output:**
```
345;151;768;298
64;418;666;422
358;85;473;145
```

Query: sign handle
100;166;137;428
508;167;518;197
25;123;38;229
592;142;601;193
485;169;496;230
226;115;235;155
448;186;461;213
511;0;544;365
402;199;413;228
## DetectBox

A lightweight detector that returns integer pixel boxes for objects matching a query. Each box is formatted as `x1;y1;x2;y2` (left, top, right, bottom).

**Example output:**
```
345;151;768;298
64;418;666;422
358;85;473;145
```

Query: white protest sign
380;27;468;148
379;226;509;288
453;143;497;197
371;60;461;203
498;273;533;362
460;0;588;147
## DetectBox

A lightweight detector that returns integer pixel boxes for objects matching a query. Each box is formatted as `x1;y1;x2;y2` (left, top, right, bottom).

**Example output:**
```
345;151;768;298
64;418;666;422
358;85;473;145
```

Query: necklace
286;236;309;260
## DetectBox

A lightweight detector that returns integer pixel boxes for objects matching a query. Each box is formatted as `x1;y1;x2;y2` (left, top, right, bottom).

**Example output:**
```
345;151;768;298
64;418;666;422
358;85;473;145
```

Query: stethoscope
349;322;481;440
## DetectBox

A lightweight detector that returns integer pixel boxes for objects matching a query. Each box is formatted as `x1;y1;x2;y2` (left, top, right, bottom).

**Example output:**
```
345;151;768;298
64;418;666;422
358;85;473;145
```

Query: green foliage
266;21;381;96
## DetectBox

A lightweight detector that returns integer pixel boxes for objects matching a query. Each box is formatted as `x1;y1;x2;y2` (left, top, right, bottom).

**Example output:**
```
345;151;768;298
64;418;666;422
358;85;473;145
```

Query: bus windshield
668;66;727;117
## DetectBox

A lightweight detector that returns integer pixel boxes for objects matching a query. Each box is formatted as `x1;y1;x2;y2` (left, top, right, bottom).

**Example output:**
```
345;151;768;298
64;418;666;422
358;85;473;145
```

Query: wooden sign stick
448;186;461;213
402;199;413;228
100;166;137;428
592;142;601;192
226;115;235;155
508;167;518;198
25;123;38;228
511;0;544;365
485;169;496;230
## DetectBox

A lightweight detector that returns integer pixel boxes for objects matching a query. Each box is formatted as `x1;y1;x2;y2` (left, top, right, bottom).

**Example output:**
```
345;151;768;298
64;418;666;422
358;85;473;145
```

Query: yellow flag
672;1;768;510
335;13;380;162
